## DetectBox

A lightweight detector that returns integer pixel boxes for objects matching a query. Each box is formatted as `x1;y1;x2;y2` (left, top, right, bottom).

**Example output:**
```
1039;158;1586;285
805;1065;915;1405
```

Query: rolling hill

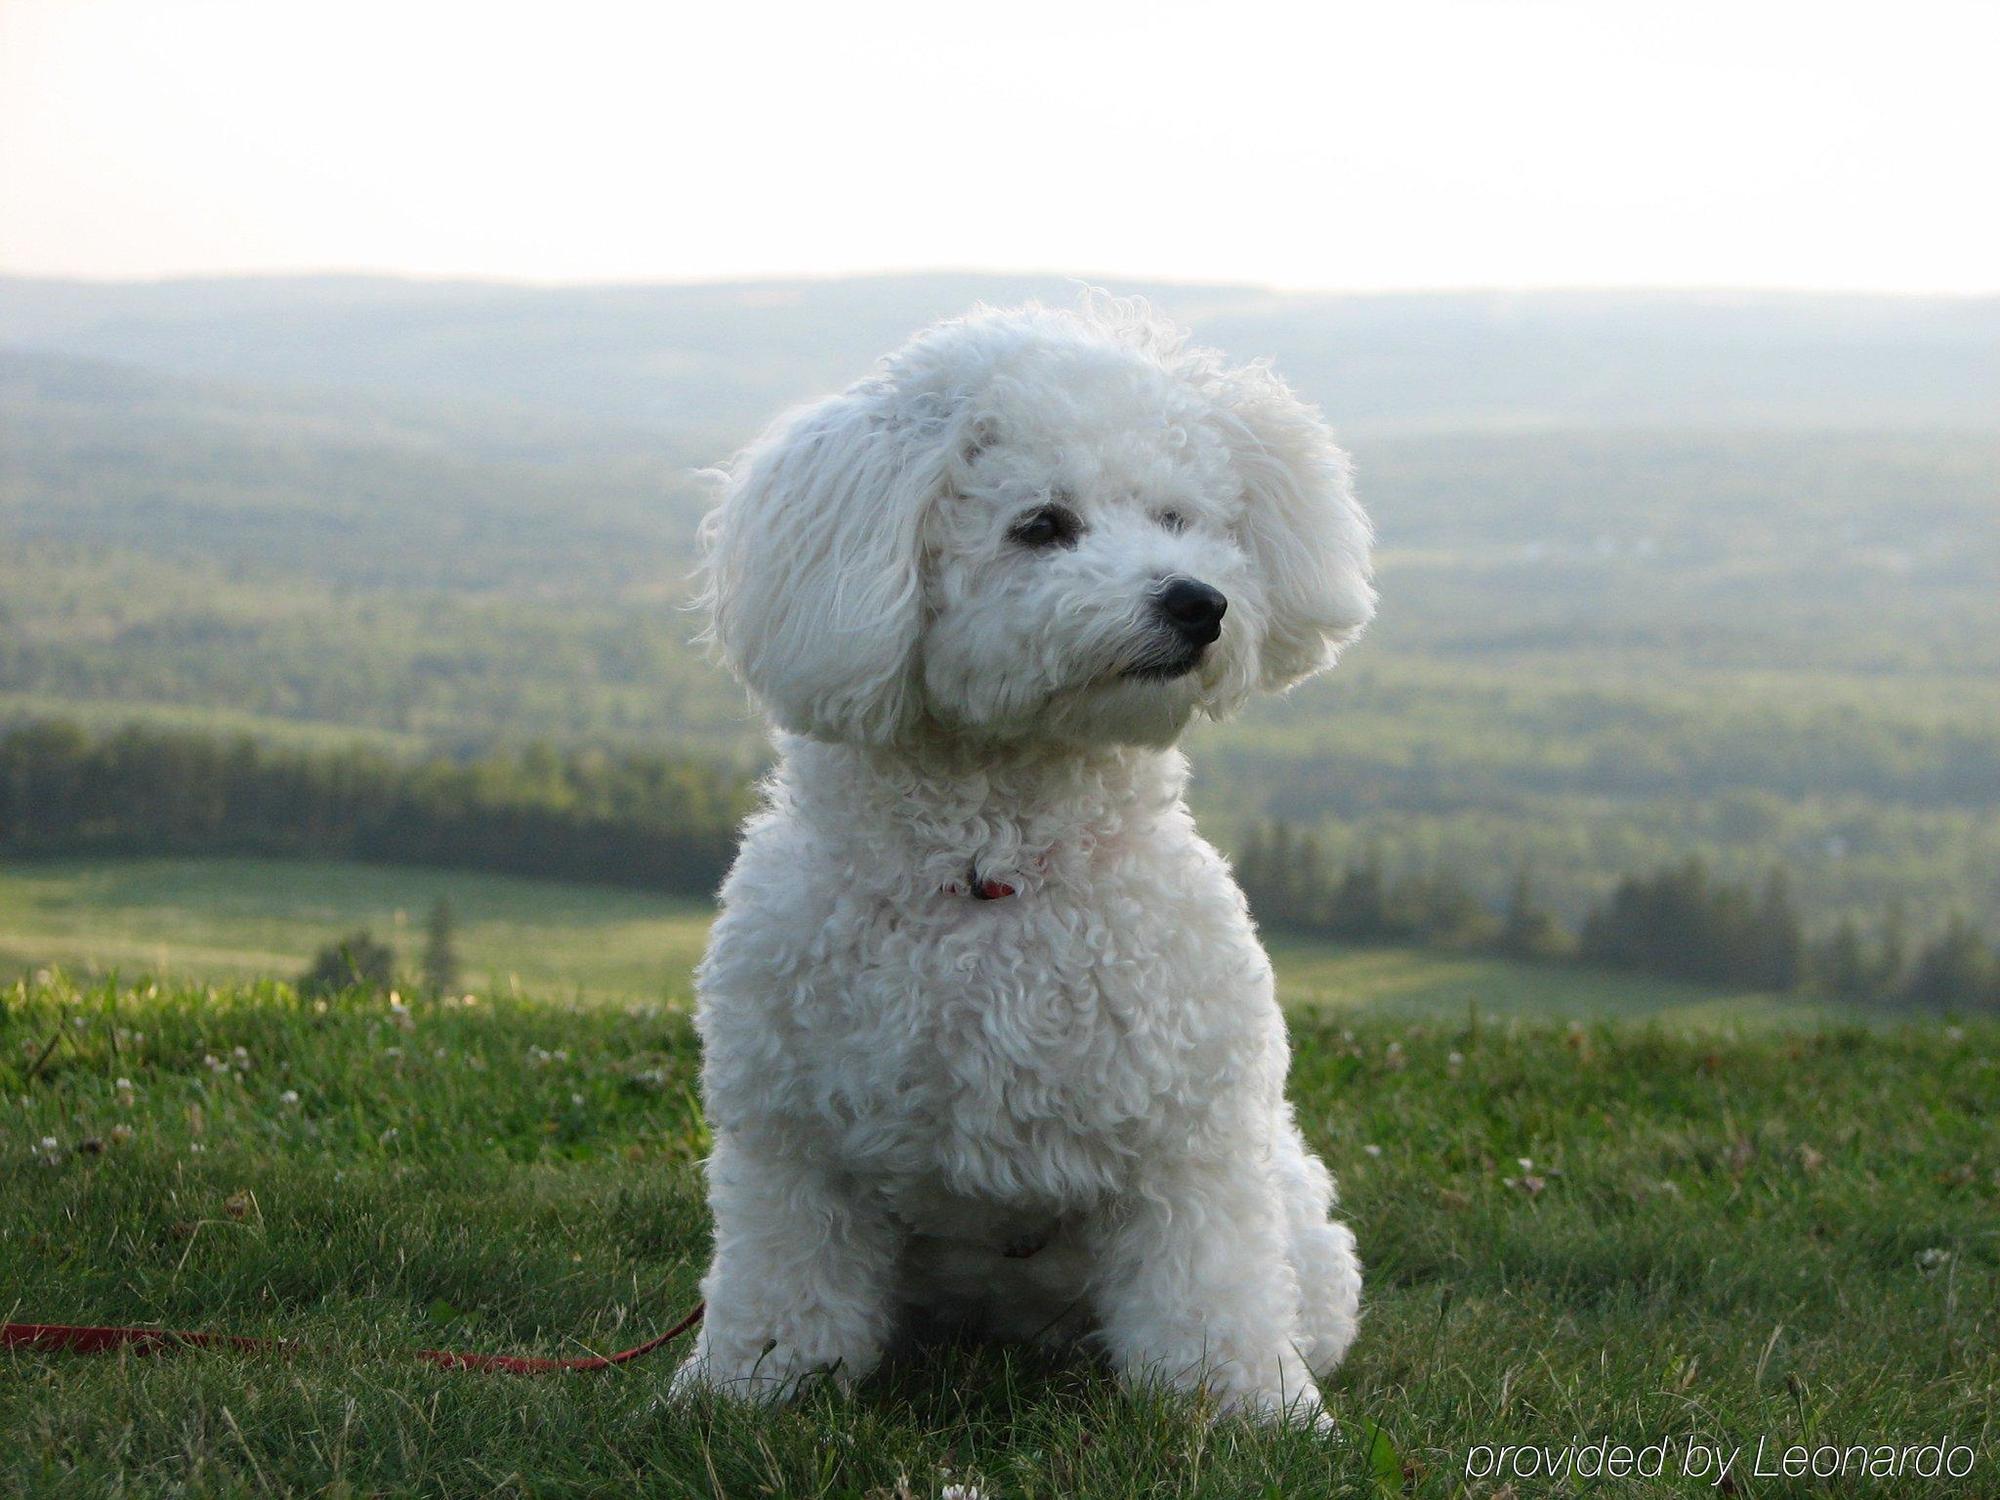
4;276;1997;933
5;275;1998;444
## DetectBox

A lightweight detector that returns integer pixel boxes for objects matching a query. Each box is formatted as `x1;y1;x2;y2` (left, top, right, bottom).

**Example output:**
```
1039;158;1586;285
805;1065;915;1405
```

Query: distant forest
4;720;1995;1010
1235;822;1998;1011
0;720;745;898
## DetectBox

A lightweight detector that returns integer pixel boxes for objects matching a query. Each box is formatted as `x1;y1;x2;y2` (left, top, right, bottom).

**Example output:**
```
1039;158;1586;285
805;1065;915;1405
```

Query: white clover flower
1364;1143;1383;1158
1917;1248;1952;1273
39;1136;59;1152
280;1089;300;1106
115;1077;134;1092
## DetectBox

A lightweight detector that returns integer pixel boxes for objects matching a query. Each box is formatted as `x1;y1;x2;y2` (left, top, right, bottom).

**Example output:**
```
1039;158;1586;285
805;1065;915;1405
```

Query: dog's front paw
667;1352;720;1403
1218;1389;1336;1433
669;1340;855;1406
1208;1372;1335;1433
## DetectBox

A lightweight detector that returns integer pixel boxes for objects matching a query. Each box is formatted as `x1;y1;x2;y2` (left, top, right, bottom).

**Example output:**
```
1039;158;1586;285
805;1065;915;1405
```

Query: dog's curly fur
676;298;1375;1425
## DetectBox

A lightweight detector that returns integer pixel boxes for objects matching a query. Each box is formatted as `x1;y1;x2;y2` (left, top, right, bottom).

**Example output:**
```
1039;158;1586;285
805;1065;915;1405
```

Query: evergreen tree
1498;866;1568;959
1235;823;1267;899
1408;868;1495;949
1581;857;1771;986
421;896;461;997
1903;915;1993;1008
1813;915;1870;997
1329;849;1389;940
299;930;397;997
1871;901;1909;995
1264;823;1295;922
1751;868;1804;990
1292;831;1327;928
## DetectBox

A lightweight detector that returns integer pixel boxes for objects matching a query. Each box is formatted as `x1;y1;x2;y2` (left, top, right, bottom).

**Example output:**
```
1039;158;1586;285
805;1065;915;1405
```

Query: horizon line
3;266;1997;302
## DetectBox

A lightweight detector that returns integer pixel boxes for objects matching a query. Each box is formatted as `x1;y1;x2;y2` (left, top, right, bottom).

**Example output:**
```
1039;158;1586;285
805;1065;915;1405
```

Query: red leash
2;1302;703;1374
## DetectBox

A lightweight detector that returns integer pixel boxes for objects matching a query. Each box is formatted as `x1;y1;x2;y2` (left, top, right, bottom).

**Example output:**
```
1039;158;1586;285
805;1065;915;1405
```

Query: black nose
1154;577;1227;647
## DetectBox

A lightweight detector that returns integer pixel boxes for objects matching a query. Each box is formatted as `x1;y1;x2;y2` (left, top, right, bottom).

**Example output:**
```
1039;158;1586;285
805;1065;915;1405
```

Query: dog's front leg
673;1130;897;1403
1086;1155;1328;1428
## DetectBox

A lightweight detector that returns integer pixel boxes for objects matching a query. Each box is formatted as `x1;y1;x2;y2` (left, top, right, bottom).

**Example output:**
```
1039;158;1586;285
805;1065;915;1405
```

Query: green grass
0;856;1850;1028
4;975;1995;1496
0;858;713;1008
1264;939;1850;1029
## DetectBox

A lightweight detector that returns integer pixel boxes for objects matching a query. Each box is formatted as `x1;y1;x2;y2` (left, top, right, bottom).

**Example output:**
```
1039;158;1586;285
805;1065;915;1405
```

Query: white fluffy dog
676;299;1375;1426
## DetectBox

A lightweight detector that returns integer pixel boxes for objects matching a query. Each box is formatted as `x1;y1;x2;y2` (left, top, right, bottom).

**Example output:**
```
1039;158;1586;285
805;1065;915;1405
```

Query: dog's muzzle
1122;576;1226;682
1154;577;1227;647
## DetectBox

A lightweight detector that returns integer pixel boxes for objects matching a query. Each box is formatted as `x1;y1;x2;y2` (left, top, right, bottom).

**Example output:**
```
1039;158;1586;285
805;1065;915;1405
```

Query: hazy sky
3;0;1996;291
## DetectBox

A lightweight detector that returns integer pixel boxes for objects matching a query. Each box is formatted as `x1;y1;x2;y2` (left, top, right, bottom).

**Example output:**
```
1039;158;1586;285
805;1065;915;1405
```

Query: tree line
6;718;1994;1010
1236;822;2000;1010
0;720;748;897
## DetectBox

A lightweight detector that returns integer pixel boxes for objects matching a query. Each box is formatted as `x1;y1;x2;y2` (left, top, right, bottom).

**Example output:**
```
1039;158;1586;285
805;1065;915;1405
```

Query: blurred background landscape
3;273;1996;1014
4;0;1997;1019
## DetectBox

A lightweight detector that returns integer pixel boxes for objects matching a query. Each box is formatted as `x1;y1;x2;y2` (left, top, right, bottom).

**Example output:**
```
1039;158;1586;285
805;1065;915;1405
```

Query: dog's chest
702;850;1254;1209
696;753;1272;1211
816;891;1184;1199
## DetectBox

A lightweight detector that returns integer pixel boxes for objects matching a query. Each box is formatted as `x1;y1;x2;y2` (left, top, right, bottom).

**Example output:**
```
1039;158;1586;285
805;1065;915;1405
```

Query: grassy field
0;858;714;1009
4;973;1994;1496
0;856;1854;1029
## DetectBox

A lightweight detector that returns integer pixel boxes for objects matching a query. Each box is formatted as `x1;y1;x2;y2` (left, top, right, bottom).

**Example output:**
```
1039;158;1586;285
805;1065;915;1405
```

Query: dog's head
701;300;1374;749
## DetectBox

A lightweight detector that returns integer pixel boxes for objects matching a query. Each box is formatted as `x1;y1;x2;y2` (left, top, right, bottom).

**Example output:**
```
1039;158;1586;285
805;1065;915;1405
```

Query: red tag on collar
944;868;1018;900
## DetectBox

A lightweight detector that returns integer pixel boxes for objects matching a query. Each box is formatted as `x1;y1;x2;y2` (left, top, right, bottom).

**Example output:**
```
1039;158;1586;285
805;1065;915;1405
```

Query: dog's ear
700;386;946;744
1217;363;1376;690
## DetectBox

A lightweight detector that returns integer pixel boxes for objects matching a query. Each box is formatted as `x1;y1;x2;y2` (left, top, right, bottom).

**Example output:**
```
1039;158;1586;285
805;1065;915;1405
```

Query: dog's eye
1010;504;1082;550
1157;510;1188;534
